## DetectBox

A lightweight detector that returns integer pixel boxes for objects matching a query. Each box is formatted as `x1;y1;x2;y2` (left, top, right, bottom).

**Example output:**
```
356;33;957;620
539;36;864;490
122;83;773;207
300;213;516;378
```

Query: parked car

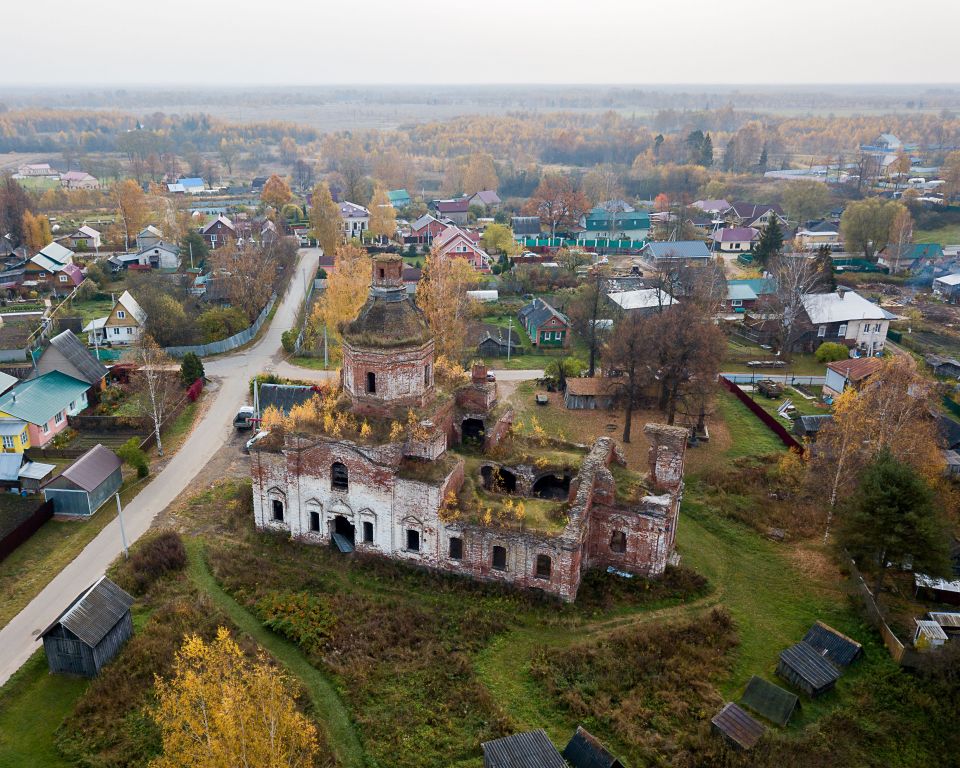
234;406;255;430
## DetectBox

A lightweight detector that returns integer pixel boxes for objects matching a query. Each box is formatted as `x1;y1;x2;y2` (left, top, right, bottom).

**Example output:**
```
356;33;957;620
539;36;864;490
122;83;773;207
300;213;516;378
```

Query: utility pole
115;493;128;559
323;324;329;368
507;319;513;363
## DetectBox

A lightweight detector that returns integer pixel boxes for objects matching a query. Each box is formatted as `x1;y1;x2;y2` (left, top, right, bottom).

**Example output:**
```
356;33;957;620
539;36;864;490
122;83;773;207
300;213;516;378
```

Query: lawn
915;223;960;245
723;338;827;376
67;297;115;325
742;384;830;420
0;651;87;768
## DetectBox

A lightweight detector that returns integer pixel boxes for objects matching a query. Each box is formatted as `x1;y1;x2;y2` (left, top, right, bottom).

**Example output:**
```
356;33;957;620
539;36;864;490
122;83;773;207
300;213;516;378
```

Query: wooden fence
719;375;804;452
0;499;54;562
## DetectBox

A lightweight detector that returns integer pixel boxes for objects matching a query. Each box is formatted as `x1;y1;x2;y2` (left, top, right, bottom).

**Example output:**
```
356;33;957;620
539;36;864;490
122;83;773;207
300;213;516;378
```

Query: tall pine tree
700;133;714;167
752;216;784;266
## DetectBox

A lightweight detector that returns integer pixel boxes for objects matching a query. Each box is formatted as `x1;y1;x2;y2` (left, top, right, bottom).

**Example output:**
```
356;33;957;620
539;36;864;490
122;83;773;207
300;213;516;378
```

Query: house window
309;511;320;532
113;328;120;336
331;462;349;491
731;299;742;307
117;311;125;319
610;530;627;553
406;529;420;552
363;521;374;543
54;412;64;425
838;324;847;337
492;545;507;570
874;323;882;332
42;422;49;434
535;554;552;580
59;275;68;283
817;326;826;338
2;436;13;450
20;431;26;444
272;499;284;521
449;536;463;560
366;372;376;394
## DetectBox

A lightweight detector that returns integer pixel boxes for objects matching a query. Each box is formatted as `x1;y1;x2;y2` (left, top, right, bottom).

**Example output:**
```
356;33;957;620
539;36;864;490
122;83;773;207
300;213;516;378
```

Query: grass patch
712;389;787;464
66;298;115;324
288;355;334;370
0;650;87;768
915;223;960;244
723;339;826;376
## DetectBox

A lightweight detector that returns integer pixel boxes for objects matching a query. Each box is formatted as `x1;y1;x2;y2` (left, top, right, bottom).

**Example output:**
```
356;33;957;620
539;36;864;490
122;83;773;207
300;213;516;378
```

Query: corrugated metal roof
0;452;23;482
117;290;147;326
779;642;841;690
59;444;122;492
0;371;90;425
740;675;799;727
0;419;27;436
47;330;108;385
482;730;567;768
41;576;134;647
19;461;55;480
642;241;711;260
802;621;862;668
259;384;318;415
561;726;622;768
711;702;765;749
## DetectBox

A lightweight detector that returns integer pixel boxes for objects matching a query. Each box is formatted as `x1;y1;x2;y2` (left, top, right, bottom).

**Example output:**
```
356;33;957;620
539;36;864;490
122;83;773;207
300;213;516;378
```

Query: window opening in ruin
331;462;349;491
492;545;507;570
449;537;463;559
535;554;552;579
363;521;374;543
610;530;627;553
424;363;431;386
379;267;385;280
367;372;377;394
272;499;284;521
481;464;517;493
309;511;320;532
532;472;571;500
462;417;485;445
333;514;355;545
406;529;420;551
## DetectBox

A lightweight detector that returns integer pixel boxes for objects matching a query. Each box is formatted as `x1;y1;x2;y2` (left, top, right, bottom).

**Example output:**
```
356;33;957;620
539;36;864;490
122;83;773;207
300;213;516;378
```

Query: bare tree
130;334;179;457
567;267;610;377
766;254;829;355
604;311;655;443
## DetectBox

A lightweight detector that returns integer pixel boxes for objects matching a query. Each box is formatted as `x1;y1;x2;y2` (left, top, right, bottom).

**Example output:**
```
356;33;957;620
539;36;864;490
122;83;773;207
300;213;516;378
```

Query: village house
469;190;501;212
711;226;759;253
168;177;206;194
722;202;788;229
795;220;841;251
83;290;147;346
408;213;446;244
385;189;410;210
16;163;57;178
200;215;236;250
339;201;370;241
606;287;677;315
511;216;542;240
580;203;651;241
135;225;164;251
691;199;731;217
60;170;99;190
518;297;570;347
798;288;894;356
432;225;490;271
250;255;690;602
821;357;883;402
933;273;960;303
432;197;471;225
0;370;91;449
878;242;944;274
638;240;711;269
137;243;181;270
723;282;758;313
34;330;108;393
62;225;101;252
25;242;83;291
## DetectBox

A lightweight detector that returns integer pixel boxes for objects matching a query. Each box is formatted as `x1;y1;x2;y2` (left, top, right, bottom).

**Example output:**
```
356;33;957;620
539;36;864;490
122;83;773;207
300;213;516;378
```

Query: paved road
0;248;321;686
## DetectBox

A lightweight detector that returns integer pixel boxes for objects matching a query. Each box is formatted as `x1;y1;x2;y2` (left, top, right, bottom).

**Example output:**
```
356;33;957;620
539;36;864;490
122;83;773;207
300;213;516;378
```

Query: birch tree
130;333;178;457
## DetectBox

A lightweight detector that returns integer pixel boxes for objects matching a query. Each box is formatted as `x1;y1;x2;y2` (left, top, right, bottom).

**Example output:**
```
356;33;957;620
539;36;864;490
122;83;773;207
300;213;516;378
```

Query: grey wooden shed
43;444;122;516
41;576;134;677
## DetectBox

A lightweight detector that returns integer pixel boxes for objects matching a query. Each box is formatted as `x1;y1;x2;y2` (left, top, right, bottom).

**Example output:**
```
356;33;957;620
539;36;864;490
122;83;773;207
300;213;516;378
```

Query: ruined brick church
250;254;689;601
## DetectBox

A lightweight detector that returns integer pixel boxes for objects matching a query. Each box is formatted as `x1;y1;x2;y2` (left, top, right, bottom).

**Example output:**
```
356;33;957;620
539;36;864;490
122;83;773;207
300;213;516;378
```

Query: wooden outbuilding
562;725;625;768
740;675;800;727
711;702;765;750
564;378;617;410
41;576;134;677
481;729;566;768
776;642;841;697
802;621;862;669
43;444;122;516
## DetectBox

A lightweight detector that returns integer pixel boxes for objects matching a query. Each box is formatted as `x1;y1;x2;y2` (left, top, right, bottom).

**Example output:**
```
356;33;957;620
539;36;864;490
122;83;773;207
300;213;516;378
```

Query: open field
915;224;960;245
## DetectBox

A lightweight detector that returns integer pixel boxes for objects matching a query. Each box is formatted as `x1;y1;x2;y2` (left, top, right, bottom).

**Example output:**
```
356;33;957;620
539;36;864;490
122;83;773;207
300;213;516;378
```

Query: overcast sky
5;0;959;86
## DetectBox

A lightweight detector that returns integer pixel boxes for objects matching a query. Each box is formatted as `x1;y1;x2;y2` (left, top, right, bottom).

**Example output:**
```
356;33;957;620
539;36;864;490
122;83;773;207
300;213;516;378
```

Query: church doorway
332;514;355;549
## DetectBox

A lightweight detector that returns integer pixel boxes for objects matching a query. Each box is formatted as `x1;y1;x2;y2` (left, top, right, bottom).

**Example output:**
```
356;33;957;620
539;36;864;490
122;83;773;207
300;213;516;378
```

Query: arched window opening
331;462;349;491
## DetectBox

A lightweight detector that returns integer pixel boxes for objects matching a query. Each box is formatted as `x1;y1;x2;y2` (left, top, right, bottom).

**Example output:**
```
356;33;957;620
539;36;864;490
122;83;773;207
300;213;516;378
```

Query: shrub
280;328;298;353
117;436;149;478
316;267;328;279
179;352;205;387
815;341;850;362
254;591;336;653
186;378;204;402
50;427;78;449
111;529;187;596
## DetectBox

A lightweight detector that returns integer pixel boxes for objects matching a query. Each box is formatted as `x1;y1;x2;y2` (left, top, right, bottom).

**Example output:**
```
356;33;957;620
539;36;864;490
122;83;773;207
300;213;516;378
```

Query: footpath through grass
0;651;86;768
185;541;367;768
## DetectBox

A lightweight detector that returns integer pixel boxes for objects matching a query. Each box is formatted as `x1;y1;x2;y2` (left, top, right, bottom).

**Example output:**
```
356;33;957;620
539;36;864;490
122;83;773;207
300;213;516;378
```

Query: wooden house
35;330;108;392
518;297;570;348
200;215;236;250
41;576;134;677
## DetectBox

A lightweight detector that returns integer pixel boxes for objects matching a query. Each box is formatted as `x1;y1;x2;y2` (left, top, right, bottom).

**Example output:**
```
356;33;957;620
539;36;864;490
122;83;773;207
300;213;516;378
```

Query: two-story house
136;225;164;251
722;202;788;229
518;297;570;348
63;226;101;252
200;215;236;250
83;291;147;346
339;202;370;241
432;198;470;226
580;204;651;241
0;371;91;449
432;225;490;271
25;242;83;292
798;288;895;355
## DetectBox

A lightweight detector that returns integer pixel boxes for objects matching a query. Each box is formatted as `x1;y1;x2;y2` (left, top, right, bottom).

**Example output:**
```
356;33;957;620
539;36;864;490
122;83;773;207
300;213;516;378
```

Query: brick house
200;215;236;250
249;255;689;602
408;214;446;245
518;297;570;347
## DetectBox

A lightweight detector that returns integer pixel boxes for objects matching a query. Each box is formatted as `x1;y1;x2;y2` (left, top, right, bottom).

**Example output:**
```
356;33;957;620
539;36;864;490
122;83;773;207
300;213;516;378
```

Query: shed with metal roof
776;642;841;697
802;621;862;668
43;444;122;516
561;725;625;768
482;729;566;768
711;702;765;750
740;675;800;726
36;329;108;387
40;576;134;677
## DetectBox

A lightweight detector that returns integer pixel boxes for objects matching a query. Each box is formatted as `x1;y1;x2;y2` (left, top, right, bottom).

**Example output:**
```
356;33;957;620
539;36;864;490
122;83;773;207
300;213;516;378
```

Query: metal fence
0;500;54;562
164;293;277;358
292;279;320;354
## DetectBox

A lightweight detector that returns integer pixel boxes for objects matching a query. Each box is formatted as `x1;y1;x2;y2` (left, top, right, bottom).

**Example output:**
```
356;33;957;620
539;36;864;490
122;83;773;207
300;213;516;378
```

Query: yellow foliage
150;627;319;768
360;421;372;438
309;244;369;347
260;405;287;432
389;421;404;441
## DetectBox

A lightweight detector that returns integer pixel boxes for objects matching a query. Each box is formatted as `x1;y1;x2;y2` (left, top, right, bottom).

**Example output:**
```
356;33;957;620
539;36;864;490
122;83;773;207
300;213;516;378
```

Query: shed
18;460;56;493
740;675;800;726
0;452;23;488
776;642;841;697
40;576;134;677
564;377;617;410
711;702;765;750
481;729;566;768
793;414;833;441
802;621;862;668
562;725;625;768
43;444;122;516
928;611;960;636
258;383;318;415
914;619;948;649
477;331;521;358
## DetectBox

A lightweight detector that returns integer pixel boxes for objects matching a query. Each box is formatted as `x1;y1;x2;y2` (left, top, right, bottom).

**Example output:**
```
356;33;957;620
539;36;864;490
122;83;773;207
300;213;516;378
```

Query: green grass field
915;224;960;245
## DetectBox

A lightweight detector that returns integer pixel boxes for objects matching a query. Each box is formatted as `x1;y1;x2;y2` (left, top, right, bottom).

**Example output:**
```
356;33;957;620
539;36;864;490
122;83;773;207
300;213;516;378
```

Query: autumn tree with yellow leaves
260;174;293;210
367;186;397;244
150;627;319;768
308;181;341;256
114;179;149;251
308;244;370;352
415;251;476;360
21;210;52;252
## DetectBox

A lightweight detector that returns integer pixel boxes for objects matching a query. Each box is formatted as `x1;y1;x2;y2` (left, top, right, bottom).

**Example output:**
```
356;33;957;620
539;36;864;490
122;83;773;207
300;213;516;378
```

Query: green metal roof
387;189;410;204
740;675;800;727
0;371;90;425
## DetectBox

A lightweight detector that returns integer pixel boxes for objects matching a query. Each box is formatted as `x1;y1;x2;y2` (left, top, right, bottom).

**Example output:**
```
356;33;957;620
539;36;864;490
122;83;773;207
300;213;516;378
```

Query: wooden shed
711;702;765;750
562;725;625;768
482;729;566;768
564;378;617;410
43;444;122;516
740;675;800;727
802;621;862;668
41;576;134;677
776;642;841;698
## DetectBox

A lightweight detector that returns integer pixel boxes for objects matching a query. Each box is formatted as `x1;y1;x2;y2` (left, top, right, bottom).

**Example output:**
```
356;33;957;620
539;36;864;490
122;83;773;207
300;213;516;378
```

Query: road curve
0;248;319;686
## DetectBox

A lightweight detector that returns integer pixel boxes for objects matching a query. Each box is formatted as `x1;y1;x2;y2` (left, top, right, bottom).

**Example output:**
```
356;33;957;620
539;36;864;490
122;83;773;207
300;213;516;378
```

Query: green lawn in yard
288;355;334;370
0;650;87;768
744;385;830;420
713;388;787;461
915;224;960;245
724;339;826;376
66;298;115;325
